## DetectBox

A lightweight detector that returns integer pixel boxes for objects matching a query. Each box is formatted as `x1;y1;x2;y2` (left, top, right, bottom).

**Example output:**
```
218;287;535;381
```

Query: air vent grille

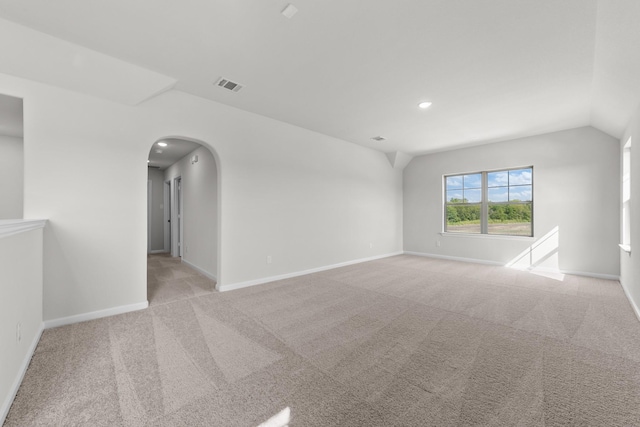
215;77;244;92
371;136;387;142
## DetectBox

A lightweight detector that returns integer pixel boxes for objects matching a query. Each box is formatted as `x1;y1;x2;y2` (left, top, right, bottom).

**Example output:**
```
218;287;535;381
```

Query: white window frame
621;137;632;253
443;166;534;237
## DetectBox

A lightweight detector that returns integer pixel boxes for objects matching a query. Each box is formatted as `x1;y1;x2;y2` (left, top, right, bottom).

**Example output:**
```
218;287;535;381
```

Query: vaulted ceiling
0;0;638;154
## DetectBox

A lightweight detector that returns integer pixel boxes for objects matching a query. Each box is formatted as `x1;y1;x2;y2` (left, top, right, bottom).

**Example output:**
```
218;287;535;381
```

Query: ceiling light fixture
418;101;432;109
157;142;167;147
281;3;298;19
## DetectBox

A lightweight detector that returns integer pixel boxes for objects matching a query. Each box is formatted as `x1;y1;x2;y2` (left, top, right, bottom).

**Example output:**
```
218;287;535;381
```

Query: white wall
147;168;165;252
0;224;44;423
164;145;218;278
404;126;620;277
0;135;23;219
0;67;402;322
141;91;404;289
620;105;640;318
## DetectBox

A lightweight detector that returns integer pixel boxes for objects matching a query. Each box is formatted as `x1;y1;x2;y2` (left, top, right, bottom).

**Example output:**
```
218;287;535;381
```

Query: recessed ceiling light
418;101;432;109
281;3;298;19
157;142;167;147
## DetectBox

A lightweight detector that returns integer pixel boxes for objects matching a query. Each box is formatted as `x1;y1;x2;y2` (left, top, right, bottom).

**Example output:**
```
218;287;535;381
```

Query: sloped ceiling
0;0;637;154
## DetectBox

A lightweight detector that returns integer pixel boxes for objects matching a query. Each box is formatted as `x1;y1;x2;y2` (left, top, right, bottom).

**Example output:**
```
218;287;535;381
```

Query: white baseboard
620;279;640;323
540;268;619;281
218;252;404;292
403;251;620;281
404;251;503;266
181;259;217;282
1;322;44;425
44;301;149;329
149;250;168;254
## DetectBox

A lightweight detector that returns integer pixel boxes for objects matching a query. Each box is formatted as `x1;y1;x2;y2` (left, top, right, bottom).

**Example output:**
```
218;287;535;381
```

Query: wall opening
146;137;220;304
0;93;24;219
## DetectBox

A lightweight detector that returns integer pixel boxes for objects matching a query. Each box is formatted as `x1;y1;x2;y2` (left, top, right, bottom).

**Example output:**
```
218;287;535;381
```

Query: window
444;167;533;237
622;137;631;250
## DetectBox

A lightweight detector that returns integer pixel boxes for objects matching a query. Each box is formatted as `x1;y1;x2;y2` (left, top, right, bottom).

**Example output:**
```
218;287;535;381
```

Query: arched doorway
146;137;220;305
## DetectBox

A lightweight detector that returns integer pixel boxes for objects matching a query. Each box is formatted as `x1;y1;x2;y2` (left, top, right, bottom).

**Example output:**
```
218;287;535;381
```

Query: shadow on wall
506;226;564;281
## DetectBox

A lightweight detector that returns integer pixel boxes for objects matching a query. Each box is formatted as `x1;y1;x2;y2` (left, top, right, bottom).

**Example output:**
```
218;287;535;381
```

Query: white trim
181;258;217;282
0;219;47;239
439;232;535;242
147;179;152;253
620;279;640;323
524;266;620;281
404;251;620;280
44;301;148;329
149;249;168;254
404;250;503;266
218;252;404;292
619;244;632;254
1;322;44;425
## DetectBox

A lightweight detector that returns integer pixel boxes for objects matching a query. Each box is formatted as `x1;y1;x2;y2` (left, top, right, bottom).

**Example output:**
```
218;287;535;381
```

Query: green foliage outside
446;199;531;225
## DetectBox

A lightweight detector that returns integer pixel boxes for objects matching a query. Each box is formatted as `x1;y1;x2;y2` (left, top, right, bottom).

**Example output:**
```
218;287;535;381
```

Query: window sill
440;232;535;242
619;244;631;254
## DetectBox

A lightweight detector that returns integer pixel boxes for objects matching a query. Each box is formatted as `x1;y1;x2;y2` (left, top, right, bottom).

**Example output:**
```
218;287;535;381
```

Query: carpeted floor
5;254;640;426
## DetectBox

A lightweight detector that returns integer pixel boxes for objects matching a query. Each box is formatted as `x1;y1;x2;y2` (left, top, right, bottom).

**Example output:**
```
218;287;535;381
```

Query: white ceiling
148;138;201;170
0;93;23;138
0;0;638;154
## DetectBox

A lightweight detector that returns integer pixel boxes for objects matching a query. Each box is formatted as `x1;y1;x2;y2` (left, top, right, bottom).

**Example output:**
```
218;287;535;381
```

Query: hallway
147;253;216;305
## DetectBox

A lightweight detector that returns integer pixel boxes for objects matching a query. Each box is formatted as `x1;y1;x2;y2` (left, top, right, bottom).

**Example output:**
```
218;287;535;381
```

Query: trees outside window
444;167;533;237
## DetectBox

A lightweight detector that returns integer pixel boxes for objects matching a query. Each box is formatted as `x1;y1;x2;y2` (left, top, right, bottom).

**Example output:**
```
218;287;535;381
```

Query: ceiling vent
371;136;387;142
215;77;244;92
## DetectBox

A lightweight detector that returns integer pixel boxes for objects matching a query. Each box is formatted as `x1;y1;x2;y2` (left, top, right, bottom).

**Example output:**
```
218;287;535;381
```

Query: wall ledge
0;219;47;239
619;244;631;254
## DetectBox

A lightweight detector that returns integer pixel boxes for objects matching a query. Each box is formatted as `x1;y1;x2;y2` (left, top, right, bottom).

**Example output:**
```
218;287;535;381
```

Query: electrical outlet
16;322;21;343
266;255;272;264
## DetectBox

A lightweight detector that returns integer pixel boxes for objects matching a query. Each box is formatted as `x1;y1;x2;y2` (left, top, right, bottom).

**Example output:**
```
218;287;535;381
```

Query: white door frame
173;176;183;257
147;179;152;254
163;180;171;252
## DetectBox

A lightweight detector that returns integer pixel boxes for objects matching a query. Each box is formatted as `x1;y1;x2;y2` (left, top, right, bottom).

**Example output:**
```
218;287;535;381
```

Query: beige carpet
5;255;640;426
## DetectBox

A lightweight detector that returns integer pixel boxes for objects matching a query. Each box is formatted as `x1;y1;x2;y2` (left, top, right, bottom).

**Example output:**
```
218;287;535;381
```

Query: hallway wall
0;135;23;219
164;145;218;278
147;168;165;252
